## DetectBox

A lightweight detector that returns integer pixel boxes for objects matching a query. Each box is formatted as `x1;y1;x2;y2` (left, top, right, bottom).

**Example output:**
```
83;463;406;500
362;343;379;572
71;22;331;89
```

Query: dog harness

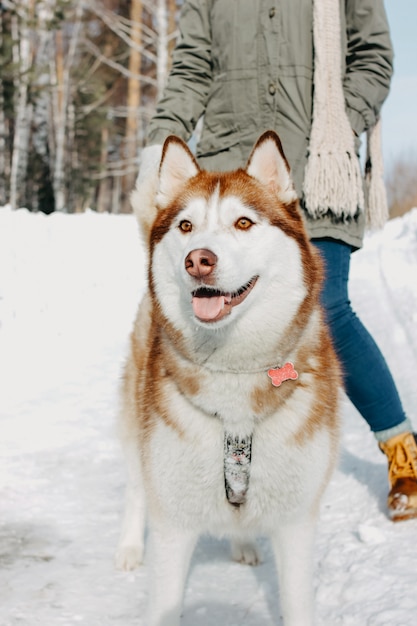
224;434;252;506
223;362;298;506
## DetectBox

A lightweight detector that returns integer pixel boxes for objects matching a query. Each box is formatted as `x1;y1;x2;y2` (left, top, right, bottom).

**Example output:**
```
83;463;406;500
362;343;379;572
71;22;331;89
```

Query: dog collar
191;358;299;380
170;342;298;382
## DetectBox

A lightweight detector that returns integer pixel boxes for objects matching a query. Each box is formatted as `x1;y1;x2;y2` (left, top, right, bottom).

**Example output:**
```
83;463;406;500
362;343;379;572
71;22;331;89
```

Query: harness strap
224;433;252;506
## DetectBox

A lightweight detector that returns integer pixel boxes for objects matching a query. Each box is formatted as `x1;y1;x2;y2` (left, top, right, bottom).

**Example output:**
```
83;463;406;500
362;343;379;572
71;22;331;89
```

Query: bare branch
82;38;158;86
87;0;157;65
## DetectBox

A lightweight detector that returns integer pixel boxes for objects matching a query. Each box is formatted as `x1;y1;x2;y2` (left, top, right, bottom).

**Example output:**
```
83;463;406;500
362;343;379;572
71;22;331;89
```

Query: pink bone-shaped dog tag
267;362;298;387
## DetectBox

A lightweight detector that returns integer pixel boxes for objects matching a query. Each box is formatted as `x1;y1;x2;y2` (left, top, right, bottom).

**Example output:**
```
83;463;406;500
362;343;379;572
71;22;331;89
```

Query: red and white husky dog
115;131;341;626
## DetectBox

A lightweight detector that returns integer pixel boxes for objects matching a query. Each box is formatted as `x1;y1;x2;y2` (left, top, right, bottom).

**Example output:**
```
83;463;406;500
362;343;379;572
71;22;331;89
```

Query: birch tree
122;0;142;211
0;10;8;205
9;0;35;209
49;0;83;211
156;0;168;98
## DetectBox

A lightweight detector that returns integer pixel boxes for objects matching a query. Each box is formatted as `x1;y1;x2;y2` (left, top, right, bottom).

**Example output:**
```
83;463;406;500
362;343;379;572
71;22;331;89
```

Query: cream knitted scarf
303;0;388;230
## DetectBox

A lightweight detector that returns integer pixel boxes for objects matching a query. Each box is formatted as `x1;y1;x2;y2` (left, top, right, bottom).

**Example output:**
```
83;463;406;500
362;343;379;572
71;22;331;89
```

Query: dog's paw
231;540;261;566
114;545;143;571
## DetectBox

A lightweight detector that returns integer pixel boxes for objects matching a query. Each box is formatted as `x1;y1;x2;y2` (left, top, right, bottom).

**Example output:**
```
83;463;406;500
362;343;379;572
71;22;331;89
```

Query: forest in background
0;0;179;214
1;0;416;216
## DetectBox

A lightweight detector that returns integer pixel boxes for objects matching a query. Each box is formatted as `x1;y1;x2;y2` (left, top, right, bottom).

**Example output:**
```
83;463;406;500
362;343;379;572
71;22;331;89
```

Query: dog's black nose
185;248;217;278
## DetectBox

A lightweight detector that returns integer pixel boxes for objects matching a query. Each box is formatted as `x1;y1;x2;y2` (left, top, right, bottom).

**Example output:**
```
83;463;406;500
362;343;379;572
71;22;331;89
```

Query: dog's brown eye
235;217;254;230
179;220;192;233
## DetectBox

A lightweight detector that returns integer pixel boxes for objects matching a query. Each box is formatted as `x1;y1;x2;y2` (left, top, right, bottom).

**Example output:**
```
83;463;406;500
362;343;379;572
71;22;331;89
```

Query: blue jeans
312;238;407;434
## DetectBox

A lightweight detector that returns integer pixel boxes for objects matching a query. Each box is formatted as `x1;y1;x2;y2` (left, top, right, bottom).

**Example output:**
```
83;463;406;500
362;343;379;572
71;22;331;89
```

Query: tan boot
379;432;417;521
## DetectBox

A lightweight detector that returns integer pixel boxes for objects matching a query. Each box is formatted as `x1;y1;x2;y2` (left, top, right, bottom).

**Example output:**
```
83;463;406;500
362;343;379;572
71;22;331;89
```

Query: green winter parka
146;0;394;248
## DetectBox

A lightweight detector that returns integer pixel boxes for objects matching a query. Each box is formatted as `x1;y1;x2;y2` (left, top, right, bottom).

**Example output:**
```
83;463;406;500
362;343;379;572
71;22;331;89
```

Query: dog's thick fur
115;131;341;626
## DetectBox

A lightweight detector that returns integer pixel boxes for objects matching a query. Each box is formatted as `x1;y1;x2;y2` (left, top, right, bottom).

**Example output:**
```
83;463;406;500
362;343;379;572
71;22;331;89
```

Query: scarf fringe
304;0;388;230
303;150;364;220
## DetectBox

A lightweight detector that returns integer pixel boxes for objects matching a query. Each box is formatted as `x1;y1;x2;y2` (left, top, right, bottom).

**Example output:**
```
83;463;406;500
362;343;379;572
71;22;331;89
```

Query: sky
381;0;417;166
1;206;417;625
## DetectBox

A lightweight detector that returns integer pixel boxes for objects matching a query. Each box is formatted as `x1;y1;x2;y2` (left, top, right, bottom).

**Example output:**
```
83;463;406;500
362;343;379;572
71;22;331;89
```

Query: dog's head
145;131;322;335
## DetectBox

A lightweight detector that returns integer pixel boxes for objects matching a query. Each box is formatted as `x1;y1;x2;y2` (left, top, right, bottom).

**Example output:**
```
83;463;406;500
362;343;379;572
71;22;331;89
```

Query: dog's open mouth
191;276;258;323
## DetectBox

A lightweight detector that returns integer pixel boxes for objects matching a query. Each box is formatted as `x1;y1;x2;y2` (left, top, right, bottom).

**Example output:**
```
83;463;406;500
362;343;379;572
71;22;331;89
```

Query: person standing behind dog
136;0;417;521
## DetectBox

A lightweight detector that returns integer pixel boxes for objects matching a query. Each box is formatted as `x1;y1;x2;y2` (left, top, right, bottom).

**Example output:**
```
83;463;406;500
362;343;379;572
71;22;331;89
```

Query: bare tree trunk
67;102;83;212
167;0;178;62
53;28;66;211
97;126;111;213
156;0;168;98
112;173;121;215
0;11;7;205
51;1;83;212
122;0;142;212
0;90;6;205
9;1;35;209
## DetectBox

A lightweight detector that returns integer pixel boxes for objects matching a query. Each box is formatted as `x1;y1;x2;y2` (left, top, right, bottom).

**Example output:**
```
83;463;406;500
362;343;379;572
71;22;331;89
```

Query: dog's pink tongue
192;295;226;321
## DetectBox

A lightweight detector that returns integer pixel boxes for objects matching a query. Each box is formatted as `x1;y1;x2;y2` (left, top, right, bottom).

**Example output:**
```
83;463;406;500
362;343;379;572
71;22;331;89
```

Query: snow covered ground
1;205;417;626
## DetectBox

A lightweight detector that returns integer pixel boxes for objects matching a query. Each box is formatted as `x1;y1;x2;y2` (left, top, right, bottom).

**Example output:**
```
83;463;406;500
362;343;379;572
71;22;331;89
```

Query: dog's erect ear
157;136;200;208
246;131;297;204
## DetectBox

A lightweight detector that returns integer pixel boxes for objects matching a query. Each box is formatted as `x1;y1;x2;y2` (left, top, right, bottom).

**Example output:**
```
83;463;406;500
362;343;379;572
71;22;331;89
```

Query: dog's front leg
115;438;147;571
147;524;198;626
271;517;316;626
